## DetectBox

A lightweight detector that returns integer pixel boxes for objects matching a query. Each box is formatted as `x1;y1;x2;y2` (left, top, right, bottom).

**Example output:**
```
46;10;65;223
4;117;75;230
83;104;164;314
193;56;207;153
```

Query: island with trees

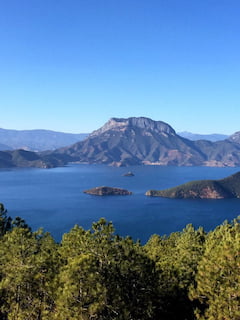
83;186;132;196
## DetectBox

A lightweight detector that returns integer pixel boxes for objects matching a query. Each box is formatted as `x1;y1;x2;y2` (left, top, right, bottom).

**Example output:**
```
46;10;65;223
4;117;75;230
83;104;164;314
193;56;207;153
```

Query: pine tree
190;218;240;320
55;219;158;319
0;227;59;320
0;203;12;236
144;225;206;319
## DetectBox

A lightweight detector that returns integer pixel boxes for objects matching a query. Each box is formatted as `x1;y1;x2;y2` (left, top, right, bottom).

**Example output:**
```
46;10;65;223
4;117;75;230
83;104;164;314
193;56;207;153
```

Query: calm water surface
0;164;240;243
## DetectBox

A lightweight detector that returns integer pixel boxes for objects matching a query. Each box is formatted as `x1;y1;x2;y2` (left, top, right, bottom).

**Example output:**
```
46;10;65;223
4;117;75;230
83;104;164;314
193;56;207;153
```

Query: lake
0;164;240;243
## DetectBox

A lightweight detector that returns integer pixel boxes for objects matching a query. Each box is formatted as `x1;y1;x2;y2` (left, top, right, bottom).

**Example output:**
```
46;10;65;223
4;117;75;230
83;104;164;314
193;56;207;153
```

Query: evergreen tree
144;224;206;319
55;219;158;319
0;203;12;236
190;218;240;320
0;201;238;320
0;227;59;320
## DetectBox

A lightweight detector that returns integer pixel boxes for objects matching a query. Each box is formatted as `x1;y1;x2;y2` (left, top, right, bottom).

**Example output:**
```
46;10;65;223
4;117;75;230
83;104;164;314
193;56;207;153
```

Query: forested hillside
0;203;239;320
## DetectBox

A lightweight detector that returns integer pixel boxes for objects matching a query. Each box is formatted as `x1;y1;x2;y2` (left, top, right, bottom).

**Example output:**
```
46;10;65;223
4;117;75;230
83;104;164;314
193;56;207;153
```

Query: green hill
146;172;240;199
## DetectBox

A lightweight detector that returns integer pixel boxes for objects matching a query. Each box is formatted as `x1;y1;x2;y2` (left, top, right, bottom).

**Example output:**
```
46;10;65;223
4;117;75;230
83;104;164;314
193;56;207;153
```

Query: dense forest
0;203;239;320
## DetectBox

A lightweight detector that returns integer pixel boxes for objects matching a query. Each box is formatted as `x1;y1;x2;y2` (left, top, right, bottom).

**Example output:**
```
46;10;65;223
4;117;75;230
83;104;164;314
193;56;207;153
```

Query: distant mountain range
177;132;229;142
0;127;229;152
0;117;240;168
0;128;88;151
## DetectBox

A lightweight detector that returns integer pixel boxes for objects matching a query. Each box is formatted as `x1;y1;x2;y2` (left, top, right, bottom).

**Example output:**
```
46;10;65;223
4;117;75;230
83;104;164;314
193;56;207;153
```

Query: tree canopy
0;203;239;320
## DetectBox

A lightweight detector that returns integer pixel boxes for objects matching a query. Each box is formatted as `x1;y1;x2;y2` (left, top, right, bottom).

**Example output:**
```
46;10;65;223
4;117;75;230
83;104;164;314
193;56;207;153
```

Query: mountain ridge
0;128;88;151
90;117;176;137
178;131;229;142
52;117;240;167
1;117;240;168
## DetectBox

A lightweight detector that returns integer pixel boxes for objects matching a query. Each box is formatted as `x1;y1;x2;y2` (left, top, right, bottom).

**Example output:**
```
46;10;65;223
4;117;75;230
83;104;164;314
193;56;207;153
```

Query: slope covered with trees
0;203;239;320
146;171;240;199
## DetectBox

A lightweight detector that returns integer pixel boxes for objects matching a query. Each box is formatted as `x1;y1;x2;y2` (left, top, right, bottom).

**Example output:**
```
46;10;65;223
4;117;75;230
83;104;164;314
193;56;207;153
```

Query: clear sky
0;0;240;134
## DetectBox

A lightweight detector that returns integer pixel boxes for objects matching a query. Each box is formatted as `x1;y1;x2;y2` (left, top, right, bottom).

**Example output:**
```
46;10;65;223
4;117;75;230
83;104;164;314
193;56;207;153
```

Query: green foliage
144;224;206;319
147;171;240;199
55;219;158;319
189;218;240;320
0;203;12;236
0;203;239;320
0;227;60;320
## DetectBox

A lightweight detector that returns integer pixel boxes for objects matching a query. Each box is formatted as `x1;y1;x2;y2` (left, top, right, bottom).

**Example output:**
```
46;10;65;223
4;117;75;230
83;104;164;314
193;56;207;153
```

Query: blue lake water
0;164;240;243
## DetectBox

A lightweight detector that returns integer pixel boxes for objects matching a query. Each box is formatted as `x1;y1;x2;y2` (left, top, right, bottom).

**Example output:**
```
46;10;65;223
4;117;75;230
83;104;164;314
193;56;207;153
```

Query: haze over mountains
0;128;88;151
0;127;229;152
0;126;230;152
0;117;240;168
177;132;229;142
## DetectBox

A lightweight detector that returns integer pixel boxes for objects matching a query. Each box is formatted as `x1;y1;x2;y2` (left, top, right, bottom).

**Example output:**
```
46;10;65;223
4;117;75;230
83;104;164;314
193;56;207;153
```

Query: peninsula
146;171;240;199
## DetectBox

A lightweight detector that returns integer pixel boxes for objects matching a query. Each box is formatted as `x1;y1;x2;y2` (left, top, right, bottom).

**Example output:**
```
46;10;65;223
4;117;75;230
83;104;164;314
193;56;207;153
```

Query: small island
146;171;240;199
84;186;132;196
122;171;135;177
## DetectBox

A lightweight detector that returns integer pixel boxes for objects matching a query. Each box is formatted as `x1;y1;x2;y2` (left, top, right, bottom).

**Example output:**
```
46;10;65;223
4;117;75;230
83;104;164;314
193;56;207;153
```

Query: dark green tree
0;227;59;320
55;218;158;319
144;224;206;319
190;218;240;320
0;203;12;236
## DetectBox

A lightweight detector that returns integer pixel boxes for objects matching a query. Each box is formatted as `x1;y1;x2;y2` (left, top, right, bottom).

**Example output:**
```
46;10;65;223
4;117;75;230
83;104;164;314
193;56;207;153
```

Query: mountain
146;171;240;199
51;117;240;167
178;131;229;142
1;117;240;169
0;128;88;151
53;117;210;166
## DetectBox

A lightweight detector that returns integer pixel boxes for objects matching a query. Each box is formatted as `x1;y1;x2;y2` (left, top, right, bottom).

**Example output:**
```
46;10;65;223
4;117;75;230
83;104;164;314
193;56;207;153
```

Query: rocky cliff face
90;117;176;137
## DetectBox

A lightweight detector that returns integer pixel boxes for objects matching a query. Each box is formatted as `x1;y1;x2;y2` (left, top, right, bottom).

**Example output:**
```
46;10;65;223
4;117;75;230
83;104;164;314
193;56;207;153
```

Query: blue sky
0;0;240;134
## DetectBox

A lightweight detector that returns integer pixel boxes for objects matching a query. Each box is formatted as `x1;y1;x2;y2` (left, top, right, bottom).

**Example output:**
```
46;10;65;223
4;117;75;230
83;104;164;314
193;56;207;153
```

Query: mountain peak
90;117;176;137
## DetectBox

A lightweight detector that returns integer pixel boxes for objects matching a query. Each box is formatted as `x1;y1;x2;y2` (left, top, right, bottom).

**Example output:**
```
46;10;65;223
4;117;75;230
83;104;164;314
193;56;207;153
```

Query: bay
0;164;240;243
